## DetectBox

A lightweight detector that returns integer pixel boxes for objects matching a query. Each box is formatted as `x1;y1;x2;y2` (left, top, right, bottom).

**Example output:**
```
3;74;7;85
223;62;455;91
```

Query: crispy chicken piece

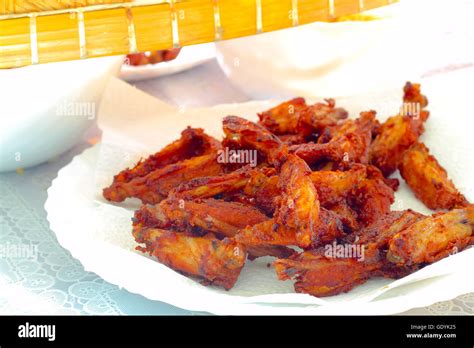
257;97;348;137
276;154;320;247
161;199;268;238
237;155;344;248
134;227;246;290
327;201;359;231
387;205;474;265
369;115;424;176
167;165;280;216
310;164;367;205
289;137;354;167
290;111;374;168
236;208;344;249
344;210;424;279
135;200;294;259
242;163;372;228
297;99;349;135
108;127;219;185
223;116;288;167
366;164;400;191
236;219;300;247
273;209;427;297
274;246;382;297
243;172;281;215
103;153;223;204
168;165;256;200
258;98;308;135
278;133;307;145
350;210;425;247
349;174;395;227
369;82;429;176
318;110;376;143
399;142;469;210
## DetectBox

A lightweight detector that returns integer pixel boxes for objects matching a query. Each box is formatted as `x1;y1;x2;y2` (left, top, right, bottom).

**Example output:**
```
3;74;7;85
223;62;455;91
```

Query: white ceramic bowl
0;56;123;172
215;3;418;99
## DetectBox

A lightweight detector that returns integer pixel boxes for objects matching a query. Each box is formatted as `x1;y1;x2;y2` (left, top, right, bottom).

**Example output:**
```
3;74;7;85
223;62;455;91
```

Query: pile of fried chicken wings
103;82;473;297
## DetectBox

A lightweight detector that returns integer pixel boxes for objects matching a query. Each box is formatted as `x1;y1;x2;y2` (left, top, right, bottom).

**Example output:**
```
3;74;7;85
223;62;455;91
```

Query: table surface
1;0;473;314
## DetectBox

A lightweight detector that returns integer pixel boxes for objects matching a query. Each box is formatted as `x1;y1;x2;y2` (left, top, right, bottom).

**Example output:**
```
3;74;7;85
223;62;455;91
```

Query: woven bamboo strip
0;0;396;68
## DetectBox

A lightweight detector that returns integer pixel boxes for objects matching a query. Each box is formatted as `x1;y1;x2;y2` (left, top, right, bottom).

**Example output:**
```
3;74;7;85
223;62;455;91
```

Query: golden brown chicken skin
168;165;256;200
235;219;300;247
369;83;429;176
161;198;268;238
399;142;469;210
276;154;320;248
387;205;474;265
290;111;374;168
236;155;344;248
106;127;220;186
348;174;395;227
349;210;425;247
297;98;349;135
134;199;293;259
310;164;367;205
274;246;381;297
134;227;246;290
223;116;288;167
258;98;348;137
273;210;427;297
258;97;308;135
103;153;223;204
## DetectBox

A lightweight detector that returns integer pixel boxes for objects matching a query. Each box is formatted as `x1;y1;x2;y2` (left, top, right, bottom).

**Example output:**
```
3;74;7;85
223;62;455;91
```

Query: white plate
120;43;216;82
45;71;474;314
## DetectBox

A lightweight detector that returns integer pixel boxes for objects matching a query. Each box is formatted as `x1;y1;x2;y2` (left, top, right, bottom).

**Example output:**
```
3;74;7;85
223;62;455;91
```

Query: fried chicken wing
399;142;469;210
237;155;344;248
236;219;300;247
108;127;219;185
168;165;256;200
289;140;346;166
103;153;223;204
350;210;425;247
258;97;308;135
387;205;474;265
297;99;349;135
310;164;367;205
369;116;424;176
135;199;293;259
243;172;281;215
369;83;429;176
349;174;395;227
257;98;348;138
276;154;320;247
290;111;374;168
134;227;246;290
223;116;288;167
163;198;268;237
274;246;381;297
